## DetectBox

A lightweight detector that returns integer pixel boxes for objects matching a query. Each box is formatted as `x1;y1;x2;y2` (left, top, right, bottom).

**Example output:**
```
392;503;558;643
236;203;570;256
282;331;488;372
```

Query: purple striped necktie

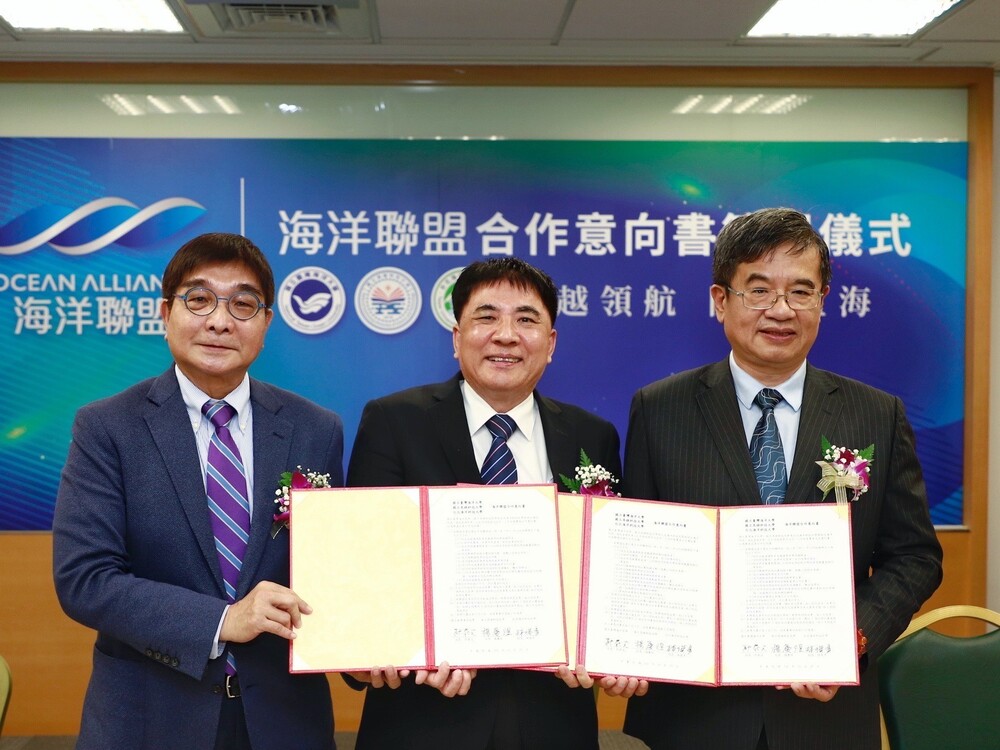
203;400;250;675
481;413;518;485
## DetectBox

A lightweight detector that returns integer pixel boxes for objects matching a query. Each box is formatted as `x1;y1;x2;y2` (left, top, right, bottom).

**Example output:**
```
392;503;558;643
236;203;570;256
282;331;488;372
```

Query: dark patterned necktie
203;400;251;675
481;413;518;485
750;388;787;505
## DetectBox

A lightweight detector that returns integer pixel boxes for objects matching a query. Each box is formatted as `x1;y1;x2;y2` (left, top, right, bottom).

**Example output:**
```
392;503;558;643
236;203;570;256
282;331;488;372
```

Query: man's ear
710;285;728;322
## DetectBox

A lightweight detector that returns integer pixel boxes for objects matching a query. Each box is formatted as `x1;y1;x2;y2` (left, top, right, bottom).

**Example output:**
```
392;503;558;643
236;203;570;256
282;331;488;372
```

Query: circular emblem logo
354;267;422;335
276;266;346;335
430;266;464;331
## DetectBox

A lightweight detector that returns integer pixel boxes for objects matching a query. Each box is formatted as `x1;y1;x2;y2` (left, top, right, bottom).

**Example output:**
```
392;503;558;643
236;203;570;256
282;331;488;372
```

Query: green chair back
879;605;1000;750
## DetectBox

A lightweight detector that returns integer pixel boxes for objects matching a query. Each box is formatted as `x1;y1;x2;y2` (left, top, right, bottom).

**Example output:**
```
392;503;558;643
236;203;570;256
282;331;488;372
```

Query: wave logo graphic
0;197;206;256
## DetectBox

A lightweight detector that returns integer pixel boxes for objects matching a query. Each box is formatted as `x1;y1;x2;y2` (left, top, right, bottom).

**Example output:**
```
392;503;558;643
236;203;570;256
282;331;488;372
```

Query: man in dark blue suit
53;233;344;750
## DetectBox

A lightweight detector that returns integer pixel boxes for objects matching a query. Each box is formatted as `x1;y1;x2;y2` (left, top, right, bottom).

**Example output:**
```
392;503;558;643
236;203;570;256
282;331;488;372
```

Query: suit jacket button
145;649;153;658
212;685;223;695
153;651;162;660
171;657;180;667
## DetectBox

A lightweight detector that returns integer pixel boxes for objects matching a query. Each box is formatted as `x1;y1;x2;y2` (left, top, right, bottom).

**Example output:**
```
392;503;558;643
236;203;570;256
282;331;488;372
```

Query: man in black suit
345;258;623;749
622;207;943;750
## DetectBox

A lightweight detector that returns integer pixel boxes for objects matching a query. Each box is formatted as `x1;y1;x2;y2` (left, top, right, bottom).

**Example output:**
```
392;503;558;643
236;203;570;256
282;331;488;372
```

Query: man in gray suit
53;233;343;750
622;207;942;750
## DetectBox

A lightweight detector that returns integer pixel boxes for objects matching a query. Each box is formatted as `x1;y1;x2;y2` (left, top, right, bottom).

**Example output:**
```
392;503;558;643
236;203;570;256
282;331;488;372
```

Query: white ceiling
0;0;999;69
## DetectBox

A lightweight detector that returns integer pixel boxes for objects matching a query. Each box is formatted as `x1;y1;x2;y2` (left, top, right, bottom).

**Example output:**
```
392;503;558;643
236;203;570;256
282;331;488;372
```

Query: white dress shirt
728;352;806;478
459;380;552;484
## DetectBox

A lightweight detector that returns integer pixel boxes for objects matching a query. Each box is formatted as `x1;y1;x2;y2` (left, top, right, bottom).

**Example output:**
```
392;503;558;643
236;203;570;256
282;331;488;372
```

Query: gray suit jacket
53;368;344;750
346;374;622;750
621;359;942;750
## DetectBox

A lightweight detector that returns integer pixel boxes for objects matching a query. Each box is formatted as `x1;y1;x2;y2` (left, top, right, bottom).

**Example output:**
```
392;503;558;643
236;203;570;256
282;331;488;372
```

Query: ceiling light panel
748;0;963;38
0;0;183;32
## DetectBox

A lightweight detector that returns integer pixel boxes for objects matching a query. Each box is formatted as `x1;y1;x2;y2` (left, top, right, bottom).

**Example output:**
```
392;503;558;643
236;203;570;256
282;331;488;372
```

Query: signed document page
718;503;859;686
290;487;426;672
580;497;719;683
426;484;567;668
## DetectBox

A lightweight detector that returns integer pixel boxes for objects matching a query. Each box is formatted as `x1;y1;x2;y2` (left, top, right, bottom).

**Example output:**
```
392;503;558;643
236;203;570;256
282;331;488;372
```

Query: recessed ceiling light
671;93;811;116
0;0;183;32
100;93;243;116
748;0;963;38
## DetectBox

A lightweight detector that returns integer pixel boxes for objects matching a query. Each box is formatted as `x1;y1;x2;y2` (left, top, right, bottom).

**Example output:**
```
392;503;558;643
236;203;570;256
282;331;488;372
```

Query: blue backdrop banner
0;138;966;529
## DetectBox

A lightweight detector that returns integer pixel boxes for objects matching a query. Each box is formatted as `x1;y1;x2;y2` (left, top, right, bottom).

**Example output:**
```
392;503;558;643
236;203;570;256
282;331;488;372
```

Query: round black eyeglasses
174;287;267;320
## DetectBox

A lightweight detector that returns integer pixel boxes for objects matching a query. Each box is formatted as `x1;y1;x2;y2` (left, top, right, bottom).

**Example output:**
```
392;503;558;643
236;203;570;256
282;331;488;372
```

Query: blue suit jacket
53;368;344;750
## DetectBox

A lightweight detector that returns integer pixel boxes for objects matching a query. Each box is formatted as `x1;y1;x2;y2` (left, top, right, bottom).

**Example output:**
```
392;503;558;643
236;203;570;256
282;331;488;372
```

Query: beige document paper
718;503;858;685
574;497;720;683
290;487;426;672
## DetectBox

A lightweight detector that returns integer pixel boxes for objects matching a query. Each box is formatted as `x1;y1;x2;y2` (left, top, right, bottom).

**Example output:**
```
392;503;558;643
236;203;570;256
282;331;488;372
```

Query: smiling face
711;243;828;386
161;260;272;399
453;280;557;413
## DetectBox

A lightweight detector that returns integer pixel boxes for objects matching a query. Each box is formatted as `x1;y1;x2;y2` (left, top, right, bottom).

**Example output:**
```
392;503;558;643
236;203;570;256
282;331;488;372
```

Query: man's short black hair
162;233;275;307
712;207;832;289
451;258;558;325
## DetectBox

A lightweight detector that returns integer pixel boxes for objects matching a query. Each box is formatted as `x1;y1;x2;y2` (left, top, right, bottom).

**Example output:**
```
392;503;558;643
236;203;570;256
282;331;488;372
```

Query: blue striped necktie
750;388;787;505
203;400;251;675
481;414;518;485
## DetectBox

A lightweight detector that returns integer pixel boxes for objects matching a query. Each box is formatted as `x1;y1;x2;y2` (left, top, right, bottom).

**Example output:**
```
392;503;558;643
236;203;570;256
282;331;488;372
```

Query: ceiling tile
563;0;775;41
378;0;567;41
921;0;1000;39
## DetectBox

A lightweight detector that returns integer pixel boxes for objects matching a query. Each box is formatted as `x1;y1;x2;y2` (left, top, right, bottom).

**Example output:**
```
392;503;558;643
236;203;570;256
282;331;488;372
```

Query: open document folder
289;484;568;673
566;496;859;687
290;485;859;687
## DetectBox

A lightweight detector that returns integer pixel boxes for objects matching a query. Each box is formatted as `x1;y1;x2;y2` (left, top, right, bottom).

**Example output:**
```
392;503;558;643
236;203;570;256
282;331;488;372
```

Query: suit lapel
241;379;294;595
787;365;843;503
536;394;577;484
429;375;482;484
145;369;224;594
696;360;761;505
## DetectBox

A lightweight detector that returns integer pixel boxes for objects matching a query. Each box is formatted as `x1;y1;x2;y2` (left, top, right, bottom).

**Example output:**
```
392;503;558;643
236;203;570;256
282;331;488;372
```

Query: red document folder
561;495;859;687
289;484;568;673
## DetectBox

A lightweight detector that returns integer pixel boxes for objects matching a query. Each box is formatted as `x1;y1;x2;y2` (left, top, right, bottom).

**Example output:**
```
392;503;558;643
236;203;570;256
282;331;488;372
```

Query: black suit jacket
346;374;622;750
620;359;943;750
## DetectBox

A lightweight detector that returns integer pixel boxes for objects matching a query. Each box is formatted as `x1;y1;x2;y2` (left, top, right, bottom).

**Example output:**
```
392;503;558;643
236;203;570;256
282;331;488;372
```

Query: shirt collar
175;365;252;433
460;380;537;440
728;352;806;413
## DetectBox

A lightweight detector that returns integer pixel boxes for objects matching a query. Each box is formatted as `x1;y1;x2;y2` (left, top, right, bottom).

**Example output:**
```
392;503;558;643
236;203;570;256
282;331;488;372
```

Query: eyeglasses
174;287;267;320
727;286;823;311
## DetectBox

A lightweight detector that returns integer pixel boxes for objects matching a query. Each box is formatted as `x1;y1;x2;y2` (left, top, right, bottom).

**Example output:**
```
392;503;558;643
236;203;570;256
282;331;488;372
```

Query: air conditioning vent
222;4;338;33
181;0;370;40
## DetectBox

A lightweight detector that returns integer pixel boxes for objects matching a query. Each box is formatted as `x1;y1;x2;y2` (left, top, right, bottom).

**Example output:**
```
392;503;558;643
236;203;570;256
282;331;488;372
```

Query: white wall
0;84;968;140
